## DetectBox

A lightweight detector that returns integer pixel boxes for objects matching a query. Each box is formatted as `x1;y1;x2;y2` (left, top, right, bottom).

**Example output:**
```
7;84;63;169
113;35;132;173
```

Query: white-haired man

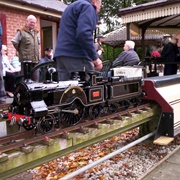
112;40;140;67
12;14;40;81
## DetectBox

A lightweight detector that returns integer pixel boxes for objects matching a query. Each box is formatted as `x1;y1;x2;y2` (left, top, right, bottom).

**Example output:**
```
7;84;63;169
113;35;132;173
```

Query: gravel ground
5;129;180;180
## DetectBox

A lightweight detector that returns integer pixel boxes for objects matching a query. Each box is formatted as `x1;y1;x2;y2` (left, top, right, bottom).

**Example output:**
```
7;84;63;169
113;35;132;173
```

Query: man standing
161;36;179;75
94;35;105;60
12;15;40;81
54;0;103;81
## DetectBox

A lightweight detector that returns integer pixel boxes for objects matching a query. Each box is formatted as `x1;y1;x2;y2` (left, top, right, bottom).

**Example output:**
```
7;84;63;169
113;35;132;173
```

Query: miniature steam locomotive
3;65;143;134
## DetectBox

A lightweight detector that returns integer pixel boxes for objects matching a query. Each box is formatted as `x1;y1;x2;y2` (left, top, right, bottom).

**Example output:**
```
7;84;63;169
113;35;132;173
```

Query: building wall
0;6;41;61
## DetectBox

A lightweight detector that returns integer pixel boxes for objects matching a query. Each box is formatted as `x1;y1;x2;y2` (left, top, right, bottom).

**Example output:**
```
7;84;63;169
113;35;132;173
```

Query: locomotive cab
105;66;144;111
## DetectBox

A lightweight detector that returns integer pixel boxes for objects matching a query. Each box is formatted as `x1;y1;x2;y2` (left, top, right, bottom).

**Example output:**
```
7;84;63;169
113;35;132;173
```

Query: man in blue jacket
54;0;103;81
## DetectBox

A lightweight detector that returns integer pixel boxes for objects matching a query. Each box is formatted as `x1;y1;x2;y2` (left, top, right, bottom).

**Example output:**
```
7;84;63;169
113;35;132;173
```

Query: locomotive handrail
30;61;56;74
30;61;57;82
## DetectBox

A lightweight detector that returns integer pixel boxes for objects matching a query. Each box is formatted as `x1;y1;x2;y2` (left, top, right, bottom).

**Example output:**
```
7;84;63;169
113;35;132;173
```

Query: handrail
30;61;56;75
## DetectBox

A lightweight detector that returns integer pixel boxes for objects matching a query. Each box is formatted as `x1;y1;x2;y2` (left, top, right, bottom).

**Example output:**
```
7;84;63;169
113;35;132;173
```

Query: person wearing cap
54;0;103;81
39;48;53;82
39;48;53;64
112;40;140;67
94;35;105;60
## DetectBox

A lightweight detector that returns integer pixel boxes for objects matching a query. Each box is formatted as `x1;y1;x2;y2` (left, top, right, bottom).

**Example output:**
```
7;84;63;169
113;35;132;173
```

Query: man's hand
93;58;103;71
101;47;104;53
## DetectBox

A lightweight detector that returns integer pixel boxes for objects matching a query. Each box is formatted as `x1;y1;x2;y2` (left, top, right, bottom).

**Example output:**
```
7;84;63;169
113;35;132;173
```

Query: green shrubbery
102;45;142;62
102;45;123;62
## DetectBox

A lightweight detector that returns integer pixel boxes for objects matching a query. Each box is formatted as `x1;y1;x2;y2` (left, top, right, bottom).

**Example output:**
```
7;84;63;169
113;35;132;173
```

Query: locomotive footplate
142;74;180;144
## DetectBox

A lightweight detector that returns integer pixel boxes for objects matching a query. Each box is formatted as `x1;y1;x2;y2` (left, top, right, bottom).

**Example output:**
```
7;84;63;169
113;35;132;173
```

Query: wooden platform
153;136;174;145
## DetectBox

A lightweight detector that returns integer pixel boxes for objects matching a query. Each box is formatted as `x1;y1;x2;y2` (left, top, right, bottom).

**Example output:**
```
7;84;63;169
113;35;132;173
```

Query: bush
102;45;123;62
102;45;142;62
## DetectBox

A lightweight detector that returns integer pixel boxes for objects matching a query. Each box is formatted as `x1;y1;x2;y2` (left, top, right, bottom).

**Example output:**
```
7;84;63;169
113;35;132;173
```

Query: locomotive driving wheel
60;100;85;127
122;100;131;109
108;103;118;114
37;114;55;134
22;121;35;130
89;105;102;119
132;97;141;107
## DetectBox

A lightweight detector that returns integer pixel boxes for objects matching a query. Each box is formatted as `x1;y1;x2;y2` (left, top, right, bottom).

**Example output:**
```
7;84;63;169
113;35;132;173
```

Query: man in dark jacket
161;36;179;75
54;0;103;81
112;40;140;67
12;15;40;81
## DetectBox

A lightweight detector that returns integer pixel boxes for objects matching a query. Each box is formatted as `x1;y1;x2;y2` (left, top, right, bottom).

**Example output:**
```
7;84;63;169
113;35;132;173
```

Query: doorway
41;19;57;55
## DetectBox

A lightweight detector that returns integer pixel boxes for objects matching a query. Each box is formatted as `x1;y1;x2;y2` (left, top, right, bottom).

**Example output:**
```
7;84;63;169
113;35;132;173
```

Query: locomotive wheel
132;98;141;107
108;104;118;114
60;100;85;127
122;100;131;109
22;121;35;131
37;114;54;134
89;105;102;119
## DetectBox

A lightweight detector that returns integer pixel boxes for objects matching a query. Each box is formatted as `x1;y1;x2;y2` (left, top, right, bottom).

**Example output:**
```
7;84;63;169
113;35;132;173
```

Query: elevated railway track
0;103;160;179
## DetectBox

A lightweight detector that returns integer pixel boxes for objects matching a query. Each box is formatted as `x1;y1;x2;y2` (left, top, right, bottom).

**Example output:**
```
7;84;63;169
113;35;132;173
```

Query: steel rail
0;130;35;145
0;103;152;153
59;131;156;180
0;104;159;179
0;116;157;180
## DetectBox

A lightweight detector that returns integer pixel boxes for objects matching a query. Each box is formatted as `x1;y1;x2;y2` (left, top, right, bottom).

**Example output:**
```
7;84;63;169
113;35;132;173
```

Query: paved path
142;146;180;180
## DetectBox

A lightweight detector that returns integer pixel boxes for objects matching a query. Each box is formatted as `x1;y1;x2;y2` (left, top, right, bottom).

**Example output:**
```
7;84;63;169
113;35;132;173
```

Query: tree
99;0;155;33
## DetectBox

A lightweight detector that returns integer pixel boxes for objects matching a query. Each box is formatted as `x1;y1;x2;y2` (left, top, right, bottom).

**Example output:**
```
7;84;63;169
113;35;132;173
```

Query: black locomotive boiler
3;66;143;134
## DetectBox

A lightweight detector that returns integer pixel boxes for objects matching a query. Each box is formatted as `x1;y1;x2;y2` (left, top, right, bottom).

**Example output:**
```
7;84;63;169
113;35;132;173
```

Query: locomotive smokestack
23;61;33;83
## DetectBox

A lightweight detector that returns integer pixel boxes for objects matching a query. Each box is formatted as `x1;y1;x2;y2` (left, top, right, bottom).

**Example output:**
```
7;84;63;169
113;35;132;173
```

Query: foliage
102;45;123;62
99;0;155;33
102;45;142;62
32;129;140;179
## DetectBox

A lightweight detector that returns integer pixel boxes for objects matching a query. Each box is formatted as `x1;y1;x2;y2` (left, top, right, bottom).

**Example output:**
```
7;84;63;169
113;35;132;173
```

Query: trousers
55;56;94;81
